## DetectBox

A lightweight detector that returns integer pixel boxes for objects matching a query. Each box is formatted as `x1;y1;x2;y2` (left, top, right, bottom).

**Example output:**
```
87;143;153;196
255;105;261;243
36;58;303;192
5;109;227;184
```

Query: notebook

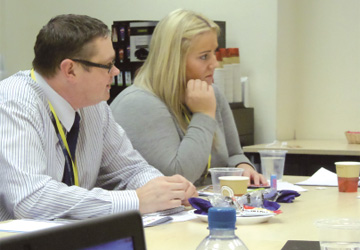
0;210;146;250
281;240;320;250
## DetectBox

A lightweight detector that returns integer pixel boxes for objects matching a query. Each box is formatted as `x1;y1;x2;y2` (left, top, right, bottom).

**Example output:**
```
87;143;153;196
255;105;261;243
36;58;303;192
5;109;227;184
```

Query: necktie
62;112;80;185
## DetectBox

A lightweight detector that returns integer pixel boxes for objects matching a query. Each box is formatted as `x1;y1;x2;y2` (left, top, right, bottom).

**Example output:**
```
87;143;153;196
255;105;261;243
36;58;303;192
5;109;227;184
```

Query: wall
276;0;297;141
294;0;360;140
0;0;278;144
276;0;360;142
1;0;359;144
0;0;6;79
0;0;4;52
277;0;360;142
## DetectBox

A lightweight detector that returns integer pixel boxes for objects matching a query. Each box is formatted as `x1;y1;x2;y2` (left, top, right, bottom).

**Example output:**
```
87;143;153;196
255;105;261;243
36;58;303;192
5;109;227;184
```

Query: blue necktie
62;112;80;185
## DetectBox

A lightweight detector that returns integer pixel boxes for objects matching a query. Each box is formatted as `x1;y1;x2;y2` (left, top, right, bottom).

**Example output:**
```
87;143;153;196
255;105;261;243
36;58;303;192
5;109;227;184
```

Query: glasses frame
71;59;115;73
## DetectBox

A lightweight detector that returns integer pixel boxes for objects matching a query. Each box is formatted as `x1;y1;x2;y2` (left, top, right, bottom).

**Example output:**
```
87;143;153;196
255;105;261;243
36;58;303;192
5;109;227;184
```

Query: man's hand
136;175;198;214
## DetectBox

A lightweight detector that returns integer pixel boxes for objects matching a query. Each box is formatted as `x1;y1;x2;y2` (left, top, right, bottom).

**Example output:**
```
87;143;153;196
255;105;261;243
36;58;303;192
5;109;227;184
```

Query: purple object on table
189;190;300;215
263;200;281;211
189;197;283;214
276;190;300;203
189;197;212;215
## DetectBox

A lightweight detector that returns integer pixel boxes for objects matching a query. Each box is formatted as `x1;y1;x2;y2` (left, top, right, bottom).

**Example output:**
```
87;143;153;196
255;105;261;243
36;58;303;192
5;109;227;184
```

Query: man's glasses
71;59;115;73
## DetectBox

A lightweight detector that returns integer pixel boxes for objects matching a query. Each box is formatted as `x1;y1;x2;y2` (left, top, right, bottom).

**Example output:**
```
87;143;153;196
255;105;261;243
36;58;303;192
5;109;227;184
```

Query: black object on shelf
109;20;158;104
230;103;254;147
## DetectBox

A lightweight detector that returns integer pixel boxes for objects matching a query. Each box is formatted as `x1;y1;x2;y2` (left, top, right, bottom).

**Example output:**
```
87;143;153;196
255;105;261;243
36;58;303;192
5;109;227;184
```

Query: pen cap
208;207;236;229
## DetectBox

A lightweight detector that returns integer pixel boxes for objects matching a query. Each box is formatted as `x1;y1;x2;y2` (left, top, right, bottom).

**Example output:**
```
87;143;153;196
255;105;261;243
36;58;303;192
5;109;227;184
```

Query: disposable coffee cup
219;176;249;197
315;218;360;249
335;161;360;192
259;150;287;181
208;168;244;194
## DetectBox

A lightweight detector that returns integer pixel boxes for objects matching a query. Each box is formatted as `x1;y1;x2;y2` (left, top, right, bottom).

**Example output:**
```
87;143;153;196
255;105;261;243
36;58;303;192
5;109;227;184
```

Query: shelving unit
109;20;157;104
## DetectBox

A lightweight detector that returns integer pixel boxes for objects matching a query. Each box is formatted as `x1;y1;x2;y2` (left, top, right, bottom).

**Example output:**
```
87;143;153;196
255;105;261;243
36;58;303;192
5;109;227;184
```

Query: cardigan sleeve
110;86;217;183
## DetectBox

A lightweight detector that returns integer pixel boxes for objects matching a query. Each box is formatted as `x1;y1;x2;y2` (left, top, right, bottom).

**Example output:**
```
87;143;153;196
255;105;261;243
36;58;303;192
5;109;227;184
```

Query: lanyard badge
31;69;79;186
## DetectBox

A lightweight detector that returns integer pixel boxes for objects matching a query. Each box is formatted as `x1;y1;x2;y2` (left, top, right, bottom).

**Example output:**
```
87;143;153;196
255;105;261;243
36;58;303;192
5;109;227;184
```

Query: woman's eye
200;54;208;60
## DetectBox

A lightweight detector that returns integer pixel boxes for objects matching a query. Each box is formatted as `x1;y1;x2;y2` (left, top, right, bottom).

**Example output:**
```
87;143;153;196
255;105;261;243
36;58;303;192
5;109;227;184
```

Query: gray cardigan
110;84;253;184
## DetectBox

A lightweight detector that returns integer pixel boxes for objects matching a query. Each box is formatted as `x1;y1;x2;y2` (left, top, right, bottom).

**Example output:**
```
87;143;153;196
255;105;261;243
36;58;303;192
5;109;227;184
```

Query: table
243;140;360;156
243;140;360;176
144;176;360;250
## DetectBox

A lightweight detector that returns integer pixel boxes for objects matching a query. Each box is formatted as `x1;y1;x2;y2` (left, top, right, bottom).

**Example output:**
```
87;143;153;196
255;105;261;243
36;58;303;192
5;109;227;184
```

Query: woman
110;9;267;186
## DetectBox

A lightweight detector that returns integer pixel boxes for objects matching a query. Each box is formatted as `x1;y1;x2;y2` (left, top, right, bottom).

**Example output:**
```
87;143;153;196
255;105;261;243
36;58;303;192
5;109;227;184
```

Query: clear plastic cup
315;218;360;250
208;168;244;194
259;150;287;181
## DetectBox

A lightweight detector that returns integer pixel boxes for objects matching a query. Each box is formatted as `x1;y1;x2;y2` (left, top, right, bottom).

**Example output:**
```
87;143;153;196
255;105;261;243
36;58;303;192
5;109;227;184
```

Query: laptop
0;210;146;250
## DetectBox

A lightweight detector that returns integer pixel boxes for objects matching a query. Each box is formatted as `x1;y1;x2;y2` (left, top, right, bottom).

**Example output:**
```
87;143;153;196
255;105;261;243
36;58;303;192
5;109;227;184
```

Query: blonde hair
134;9;220;133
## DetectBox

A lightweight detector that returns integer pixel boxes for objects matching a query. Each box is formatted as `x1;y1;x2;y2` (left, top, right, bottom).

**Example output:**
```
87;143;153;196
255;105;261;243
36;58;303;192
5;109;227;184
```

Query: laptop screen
0;210;146;250
81;237;134;250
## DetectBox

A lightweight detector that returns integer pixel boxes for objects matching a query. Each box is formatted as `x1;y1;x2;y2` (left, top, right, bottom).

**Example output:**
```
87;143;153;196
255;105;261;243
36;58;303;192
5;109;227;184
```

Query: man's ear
59;59;77;82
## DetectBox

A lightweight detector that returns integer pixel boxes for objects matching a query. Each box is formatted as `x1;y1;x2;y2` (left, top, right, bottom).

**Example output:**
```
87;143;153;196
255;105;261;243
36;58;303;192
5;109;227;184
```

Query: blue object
208;207;236;230
196;207;248;250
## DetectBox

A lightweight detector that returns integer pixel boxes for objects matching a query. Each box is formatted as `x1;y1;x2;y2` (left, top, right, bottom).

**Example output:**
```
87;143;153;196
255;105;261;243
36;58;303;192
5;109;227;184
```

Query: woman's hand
185;79;216;119
237;163;269;186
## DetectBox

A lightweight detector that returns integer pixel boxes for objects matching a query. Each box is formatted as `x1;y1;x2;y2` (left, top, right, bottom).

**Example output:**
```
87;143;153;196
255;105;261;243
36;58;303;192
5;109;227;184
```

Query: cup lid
334;161;360;166
258;149;288;153
258;150;288;156
208;168;244;174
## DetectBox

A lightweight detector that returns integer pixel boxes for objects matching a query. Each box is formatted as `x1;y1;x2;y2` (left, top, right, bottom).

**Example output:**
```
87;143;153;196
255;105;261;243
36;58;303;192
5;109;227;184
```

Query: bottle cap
208;207;236;229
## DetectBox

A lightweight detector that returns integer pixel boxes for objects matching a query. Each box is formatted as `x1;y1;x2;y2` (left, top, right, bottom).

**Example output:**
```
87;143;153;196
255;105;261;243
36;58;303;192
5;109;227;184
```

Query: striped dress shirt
0;70;162;221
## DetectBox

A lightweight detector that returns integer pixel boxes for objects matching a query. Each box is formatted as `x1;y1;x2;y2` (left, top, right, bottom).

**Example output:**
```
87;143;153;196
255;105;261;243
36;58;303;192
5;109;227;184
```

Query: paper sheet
170;210;197;222
142;209;197;227
296;167;349;186
0;219;66;233
277;181;308;192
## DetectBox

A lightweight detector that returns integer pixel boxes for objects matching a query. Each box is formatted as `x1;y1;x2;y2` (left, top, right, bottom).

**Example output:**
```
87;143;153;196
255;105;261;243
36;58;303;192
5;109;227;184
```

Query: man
0;14;197;221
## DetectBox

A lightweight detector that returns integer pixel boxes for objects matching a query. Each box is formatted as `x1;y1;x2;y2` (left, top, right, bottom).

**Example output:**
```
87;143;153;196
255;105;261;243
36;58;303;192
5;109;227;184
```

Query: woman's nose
211;54;219;69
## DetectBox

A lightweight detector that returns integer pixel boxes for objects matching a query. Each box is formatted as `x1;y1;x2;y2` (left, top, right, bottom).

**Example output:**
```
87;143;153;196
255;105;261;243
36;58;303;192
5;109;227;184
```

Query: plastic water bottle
196;207;248;250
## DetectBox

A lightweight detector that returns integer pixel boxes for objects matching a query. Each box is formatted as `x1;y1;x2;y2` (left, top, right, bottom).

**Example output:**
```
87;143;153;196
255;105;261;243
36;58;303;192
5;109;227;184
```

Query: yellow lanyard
31;69;79;186
185;114;211;179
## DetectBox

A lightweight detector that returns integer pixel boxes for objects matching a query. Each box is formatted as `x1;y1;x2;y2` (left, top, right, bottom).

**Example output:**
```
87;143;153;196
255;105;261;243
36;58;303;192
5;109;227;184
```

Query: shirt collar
34;70;77;132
